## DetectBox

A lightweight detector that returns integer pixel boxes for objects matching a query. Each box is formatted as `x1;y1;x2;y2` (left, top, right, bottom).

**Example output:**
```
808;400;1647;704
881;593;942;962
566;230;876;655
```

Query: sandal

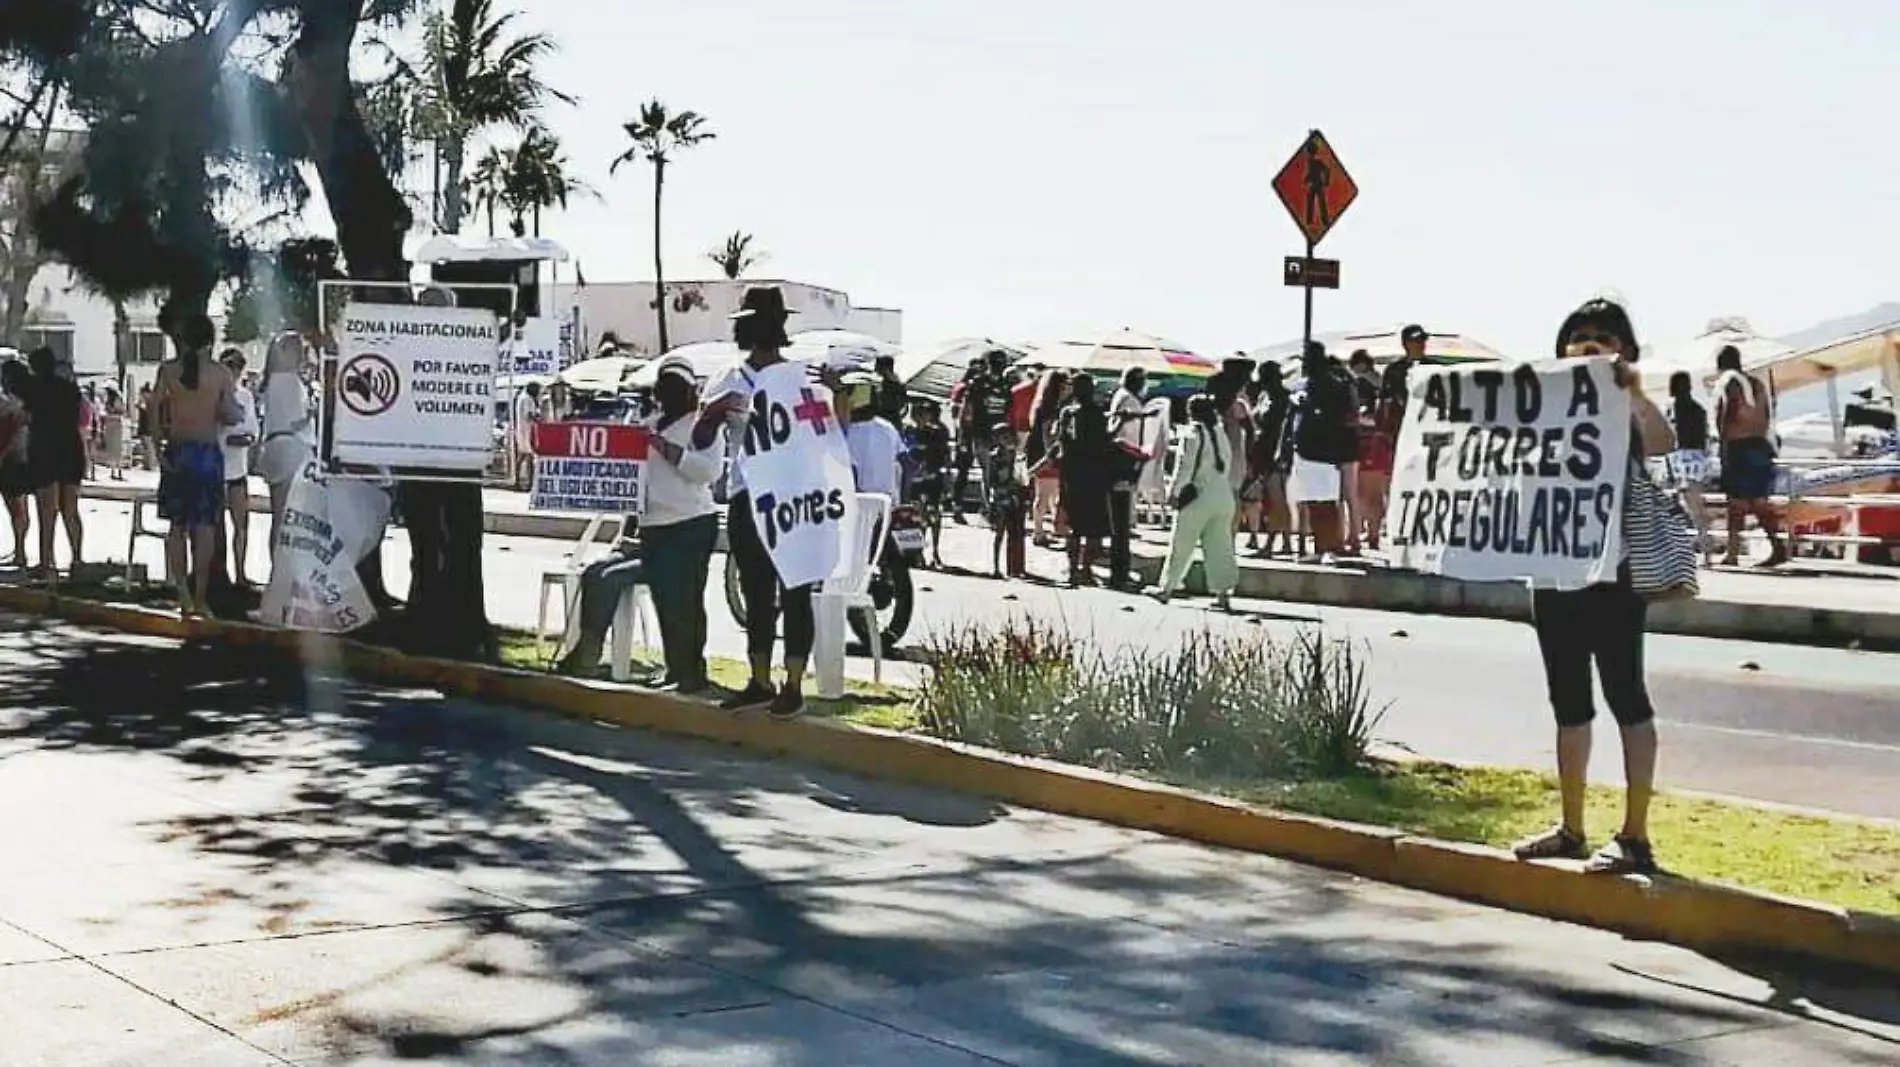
1512;825;1589;861
1585;834;1657;875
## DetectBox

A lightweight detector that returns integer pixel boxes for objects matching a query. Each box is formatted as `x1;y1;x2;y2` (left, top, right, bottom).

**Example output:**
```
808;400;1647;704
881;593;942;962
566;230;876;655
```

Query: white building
10;262;177;388
544;278;901;356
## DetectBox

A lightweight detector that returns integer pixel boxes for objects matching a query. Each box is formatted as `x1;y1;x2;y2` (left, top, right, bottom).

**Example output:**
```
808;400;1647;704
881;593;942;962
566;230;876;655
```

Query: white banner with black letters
258;463;392;633
1384;359;1631;590
732;363;859;589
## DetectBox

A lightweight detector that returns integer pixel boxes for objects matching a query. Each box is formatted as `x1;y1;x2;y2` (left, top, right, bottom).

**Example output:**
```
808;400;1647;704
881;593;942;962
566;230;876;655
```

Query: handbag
1624;456;1700;602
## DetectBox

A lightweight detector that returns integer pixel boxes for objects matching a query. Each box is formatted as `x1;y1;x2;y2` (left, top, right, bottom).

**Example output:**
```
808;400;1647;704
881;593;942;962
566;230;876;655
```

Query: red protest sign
529;422;650;460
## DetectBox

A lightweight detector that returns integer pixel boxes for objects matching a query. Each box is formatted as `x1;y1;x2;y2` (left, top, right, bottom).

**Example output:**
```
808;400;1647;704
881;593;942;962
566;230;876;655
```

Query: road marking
1667;719;1900;755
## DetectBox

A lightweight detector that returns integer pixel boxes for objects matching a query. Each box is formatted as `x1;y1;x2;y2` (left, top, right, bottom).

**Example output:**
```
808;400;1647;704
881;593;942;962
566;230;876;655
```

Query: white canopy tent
411;235;571;264
1743;316;1900;456
1639;317;1792;398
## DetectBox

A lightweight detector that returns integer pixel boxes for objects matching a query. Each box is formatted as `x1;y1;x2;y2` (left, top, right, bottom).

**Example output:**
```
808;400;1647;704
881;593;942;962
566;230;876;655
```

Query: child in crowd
983;422;1028;578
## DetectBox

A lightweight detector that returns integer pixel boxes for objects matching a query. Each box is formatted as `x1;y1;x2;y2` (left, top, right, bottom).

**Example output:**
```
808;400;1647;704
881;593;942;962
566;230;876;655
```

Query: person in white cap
559;356;722;692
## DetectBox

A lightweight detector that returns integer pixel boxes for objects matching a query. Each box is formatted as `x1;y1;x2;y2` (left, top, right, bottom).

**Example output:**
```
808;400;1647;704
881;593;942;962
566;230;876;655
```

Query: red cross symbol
791;388;832;435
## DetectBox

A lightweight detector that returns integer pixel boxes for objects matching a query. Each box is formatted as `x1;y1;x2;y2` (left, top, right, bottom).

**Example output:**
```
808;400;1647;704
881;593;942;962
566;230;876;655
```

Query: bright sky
429;0;1896;359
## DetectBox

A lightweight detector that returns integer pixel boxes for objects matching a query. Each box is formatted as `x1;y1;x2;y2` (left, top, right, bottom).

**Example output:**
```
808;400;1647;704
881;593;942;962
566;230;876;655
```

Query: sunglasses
1565;331;1619;349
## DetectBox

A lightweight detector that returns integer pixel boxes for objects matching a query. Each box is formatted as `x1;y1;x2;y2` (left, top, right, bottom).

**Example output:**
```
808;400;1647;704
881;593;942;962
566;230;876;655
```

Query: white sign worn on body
512;316;561;376
332;304;501;470
1384;358;1631;590
259;463;392;633
732;363;858;589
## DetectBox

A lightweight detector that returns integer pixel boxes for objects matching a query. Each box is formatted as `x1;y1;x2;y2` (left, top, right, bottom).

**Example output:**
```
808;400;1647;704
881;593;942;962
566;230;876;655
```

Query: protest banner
511;316;562;376
528;422;649;513
1384;359;1631;590
732;363;858;589
332;303;501;471
258;463;393;633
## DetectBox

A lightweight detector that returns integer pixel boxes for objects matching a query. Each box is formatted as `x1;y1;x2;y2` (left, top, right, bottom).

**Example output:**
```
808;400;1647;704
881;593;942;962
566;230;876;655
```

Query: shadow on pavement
0;618;1892;1065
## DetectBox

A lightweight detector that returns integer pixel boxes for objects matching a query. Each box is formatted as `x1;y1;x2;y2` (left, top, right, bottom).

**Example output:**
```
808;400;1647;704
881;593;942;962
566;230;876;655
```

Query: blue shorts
1719;438;1777;501
158;441;227;527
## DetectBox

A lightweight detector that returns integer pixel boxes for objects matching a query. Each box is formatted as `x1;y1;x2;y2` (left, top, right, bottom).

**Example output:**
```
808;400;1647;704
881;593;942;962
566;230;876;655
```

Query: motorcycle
724;503;922;648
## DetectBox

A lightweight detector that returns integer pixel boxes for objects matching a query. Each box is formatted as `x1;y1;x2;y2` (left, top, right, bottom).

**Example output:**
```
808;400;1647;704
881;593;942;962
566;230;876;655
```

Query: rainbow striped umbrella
1029;329;1217;397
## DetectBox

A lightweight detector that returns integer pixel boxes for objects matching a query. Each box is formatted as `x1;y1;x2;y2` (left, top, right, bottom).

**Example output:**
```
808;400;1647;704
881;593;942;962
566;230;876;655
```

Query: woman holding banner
1512;296;1676;876
695;286;847;719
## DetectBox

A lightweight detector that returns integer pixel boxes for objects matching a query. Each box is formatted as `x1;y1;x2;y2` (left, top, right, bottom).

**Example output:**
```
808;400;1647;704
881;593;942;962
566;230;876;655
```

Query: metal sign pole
1301;236;1316;354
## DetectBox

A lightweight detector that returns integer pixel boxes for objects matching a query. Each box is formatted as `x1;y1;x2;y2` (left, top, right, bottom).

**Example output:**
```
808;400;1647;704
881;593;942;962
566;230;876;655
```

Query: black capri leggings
1531;579;1656;729
728;491;815;661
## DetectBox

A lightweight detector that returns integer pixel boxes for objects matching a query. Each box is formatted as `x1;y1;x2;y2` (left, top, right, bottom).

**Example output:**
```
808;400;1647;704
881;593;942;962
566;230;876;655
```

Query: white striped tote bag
1625;459;1700;602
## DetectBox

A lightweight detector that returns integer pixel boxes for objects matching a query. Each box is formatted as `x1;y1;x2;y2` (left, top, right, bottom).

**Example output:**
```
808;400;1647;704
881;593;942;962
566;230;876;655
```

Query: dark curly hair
1553;297;1640;362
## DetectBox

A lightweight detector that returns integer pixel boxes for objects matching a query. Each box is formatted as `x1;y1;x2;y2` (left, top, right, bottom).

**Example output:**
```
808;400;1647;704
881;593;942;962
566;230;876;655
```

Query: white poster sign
332;303;500;470
259;464;393;633
732;363;859;589
1384;359;1631;590
512;316;561;376
528;422;648;514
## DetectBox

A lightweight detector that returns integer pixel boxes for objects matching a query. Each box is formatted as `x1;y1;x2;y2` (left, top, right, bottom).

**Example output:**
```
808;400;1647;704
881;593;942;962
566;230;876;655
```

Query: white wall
12;263;174;379
846;306;903;345
545;278;897;356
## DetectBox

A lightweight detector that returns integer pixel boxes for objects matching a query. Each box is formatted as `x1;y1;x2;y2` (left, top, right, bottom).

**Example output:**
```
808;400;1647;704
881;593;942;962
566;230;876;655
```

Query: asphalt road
0;620;1893;1065
51;497;1900;821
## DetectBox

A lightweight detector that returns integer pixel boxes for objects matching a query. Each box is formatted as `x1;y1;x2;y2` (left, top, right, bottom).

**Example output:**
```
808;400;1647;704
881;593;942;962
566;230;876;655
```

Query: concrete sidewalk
1;617;1896;1066
1129;534;1900;649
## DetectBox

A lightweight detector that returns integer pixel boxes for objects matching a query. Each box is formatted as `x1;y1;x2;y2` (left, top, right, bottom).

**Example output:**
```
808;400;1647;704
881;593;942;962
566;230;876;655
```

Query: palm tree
499;127;588;237
413;0;573;234
464;145;508;235
610;100;713;353
707;231;764;279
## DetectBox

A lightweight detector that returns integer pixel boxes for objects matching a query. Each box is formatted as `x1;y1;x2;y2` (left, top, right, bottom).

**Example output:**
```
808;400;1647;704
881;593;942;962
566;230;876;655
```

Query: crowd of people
6;287;1804;876
890;324;1433;601
0;326;317;612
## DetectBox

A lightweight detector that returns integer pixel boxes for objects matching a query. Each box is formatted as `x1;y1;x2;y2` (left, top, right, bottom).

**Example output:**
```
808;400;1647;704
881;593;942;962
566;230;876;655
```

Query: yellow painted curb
5;586;1898;978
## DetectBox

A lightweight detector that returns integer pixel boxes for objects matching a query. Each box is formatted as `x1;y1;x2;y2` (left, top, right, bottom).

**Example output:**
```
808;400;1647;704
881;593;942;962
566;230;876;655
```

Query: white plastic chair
818;492;893;684
126;491;167;588
535;513;651;681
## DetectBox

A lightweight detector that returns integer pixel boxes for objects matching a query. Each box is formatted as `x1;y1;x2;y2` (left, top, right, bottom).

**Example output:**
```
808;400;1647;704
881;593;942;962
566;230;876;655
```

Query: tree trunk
286;0;492;662
652;160;668;353
0;77;63;343
440;135;466;234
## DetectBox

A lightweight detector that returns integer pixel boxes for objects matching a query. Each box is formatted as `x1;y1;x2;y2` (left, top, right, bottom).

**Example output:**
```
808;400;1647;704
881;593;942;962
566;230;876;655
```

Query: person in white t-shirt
841;374;906;502
1105;367;1156;588
219;349;261;586
559;357;722;691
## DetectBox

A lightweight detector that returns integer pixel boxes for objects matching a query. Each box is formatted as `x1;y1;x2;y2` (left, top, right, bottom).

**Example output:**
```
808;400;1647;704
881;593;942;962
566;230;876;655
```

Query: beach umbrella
1640;317;1791;397
788;329;899;370
1033;328;1217;397
558;355;643;394
898;338;1032;399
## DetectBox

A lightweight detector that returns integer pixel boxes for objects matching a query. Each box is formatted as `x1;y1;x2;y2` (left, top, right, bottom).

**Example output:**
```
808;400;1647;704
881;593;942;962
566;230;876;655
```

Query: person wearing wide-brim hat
693;286;847;718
